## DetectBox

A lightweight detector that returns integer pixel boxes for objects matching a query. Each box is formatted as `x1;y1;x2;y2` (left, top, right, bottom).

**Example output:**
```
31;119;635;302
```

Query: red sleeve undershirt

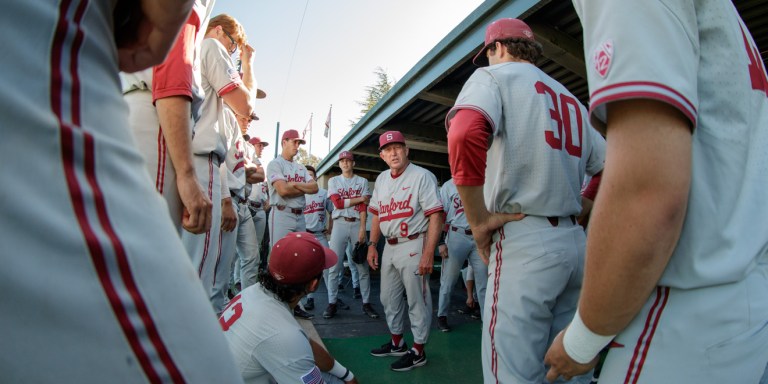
329;194;344;209
447;109;492;186
152;11;200;103
582;171;602;200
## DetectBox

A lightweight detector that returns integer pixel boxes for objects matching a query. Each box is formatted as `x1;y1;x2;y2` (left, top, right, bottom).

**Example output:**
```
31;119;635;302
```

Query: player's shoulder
409;164;438;181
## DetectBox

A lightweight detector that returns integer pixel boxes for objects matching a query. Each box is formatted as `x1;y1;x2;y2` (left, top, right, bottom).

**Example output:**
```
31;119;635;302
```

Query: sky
211;0;484;165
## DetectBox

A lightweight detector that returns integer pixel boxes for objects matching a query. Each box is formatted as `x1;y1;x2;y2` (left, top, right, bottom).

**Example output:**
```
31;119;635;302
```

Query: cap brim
322;247;338;269
261;142;269;147
379;140;405;150
296;139;306;144
472;43;492;67
256;88;267;99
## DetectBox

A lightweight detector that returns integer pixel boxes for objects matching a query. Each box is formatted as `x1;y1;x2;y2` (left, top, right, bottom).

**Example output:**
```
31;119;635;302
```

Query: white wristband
562;310;615;364
329;360;354;381
343;199;352;208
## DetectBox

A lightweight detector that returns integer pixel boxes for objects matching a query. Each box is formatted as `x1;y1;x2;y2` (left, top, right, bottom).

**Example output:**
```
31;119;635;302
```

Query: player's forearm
578;99;691;336
422;212;445;257
368;214;381;244
273;181;303;198
293;181;319;194
455;185;490;229
245;165;264;184
156;96;196;178
221;87;254;118
308;339;335;371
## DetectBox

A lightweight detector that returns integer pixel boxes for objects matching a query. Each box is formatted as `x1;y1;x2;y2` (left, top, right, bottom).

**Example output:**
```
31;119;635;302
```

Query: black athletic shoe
338;283;345;291
437;316;451;332
322;303;337;319
370;341;409;357
336;298;351;310
471;306;481;320
362;303;380;319
293;305;314;320
304;298;315;311
458;303;476;315
391;350;427;371
353;287;362;299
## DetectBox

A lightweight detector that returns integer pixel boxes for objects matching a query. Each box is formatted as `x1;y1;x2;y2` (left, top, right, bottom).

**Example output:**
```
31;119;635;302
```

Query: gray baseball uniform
266;156;311;247
303;187;333;302
369;163;443;345
573;0;768;382
437;178;488;318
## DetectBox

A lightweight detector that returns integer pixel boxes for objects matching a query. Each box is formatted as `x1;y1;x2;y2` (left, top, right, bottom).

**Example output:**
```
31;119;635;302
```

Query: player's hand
417;252;433;275
438;244;448;259
240;44;255;66
177;172;212;234
473;211;526;264
577;197;594;227
544;330;599;382
115;0;194;72
367;246;379;270
221;198;237;232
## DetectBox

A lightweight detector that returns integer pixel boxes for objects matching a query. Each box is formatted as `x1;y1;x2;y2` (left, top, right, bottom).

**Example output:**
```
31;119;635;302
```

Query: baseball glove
352;241;367;264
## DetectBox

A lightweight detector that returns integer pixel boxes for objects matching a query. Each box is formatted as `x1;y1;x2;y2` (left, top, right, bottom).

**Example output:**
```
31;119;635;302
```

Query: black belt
307;229;324;234
450;226;472;235
336;217;358;222
248;201;262;209
547;215;576;227
276;205;303;215
230;192;247;205
386;233;423;245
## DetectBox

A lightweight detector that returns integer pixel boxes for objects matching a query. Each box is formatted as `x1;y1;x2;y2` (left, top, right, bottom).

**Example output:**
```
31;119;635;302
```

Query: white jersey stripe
51;0;183;381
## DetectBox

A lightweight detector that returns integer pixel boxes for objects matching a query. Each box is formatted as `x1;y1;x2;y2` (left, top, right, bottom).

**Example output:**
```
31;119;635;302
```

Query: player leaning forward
446;18;605;383
367;131;444;372
220;232;358;384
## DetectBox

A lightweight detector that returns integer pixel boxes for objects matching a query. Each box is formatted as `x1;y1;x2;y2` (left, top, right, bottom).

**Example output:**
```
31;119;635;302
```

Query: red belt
276;205;303;215
337;217;358;222
386;233;423;245
547;215;576;227
450;226;472;235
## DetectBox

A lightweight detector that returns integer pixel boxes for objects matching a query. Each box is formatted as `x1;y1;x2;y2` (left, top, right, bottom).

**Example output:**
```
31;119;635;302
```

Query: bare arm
291;180;319;195
357;210;367;244
221;87;253;119
418;212;445;275
245;164;264;184
272;180;304;198
456;185;525;264
545;99;691;380
115;0;193;72
239;45;257;103
367;213;381;270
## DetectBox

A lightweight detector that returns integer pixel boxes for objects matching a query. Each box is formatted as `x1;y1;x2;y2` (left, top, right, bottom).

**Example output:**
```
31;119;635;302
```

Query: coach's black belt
386;232;424;245
546;215;576;227
450;226;472;235
336;217;358;222
276;205;303;215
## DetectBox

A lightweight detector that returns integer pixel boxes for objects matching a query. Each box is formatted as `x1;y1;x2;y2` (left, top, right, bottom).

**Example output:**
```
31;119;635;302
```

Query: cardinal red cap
248;137;269;147
268;232;338;284
282;129;306;144
339;151;354;161
378;130;406;150
473;18;535;66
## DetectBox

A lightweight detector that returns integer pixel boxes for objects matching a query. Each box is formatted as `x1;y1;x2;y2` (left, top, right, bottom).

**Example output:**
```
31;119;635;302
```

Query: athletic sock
391;334;403;347
412;343;424;355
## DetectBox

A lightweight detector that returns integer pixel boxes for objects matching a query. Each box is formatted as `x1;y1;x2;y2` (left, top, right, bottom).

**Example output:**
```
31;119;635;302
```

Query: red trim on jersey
390;163;410;179
368;206;379;215
424;206;444;217
152;13;199;103
488;226;505;383
354;203;367;212
51;1;184;382
217;82;240;96
233;160;245;173
624;287;670;384
329;194;345;209
447;109;491;186
582;171;602;201
590;83;697;126
211;226;224;287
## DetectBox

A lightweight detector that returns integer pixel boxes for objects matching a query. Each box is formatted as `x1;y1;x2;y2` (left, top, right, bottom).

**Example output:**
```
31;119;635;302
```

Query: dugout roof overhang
316;0;768;183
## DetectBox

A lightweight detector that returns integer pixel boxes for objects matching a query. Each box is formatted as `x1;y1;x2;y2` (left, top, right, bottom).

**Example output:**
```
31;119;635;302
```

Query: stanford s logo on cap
593;40;613;78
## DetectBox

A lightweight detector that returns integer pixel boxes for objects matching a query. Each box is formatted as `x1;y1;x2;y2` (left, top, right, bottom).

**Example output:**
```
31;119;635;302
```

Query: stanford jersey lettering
379;194;414;222
303;200;325;214
286;174;305;183
337;187;363;199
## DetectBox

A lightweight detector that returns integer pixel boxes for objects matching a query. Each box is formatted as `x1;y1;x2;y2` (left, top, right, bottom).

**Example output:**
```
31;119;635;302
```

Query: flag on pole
302;113;312;139
324;105;332;138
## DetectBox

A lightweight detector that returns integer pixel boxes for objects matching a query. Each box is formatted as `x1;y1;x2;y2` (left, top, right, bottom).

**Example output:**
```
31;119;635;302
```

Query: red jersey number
219;296;243;331
535;81;583;158
741;24;768;96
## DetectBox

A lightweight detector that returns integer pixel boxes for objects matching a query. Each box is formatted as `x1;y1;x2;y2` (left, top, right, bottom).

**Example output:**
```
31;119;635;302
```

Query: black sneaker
304;298;315;311
322;303;337;319
338;283;345;291
362;303;380;319
471;306;481;320
353;287;362;299
458;303;476;315
437;316;451;332
370;341;408;357
293;305;314;320
391;350;427;371
336;298;351;310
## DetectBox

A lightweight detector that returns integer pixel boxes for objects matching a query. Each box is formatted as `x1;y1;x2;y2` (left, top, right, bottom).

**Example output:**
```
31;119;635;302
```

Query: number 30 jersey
447;62;605;217
369;163;443;239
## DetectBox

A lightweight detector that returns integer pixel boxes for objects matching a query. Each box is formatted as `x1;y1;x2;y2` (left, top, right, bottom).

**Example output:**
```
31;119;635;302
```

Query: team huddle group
5;0;768;383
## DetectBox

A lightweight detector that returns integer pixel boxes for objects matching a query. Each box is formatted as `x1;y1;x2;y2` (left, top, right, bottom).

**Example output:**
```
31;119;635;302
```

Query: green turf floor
323;321;483;384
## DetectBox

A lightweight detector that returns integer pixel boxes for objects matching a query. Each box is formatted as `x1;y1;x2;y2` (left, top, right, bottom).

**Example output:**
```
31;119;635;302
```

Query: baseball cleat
437;316;452;332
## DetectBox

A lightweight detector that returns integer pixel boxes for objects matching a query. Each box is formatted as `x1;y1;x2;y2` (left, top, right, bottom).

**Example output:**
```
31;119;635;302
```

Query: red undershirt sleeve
152;12;199;103
447;109;492;186
582;171;602;201
330;194;344;209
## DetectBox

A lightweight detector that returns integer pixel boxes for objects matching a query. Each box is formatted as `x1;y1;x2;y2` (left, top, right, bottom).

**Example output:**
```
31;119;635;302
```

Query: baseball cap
339;151;354;161
282;129;306;144
378;130;406;150
472;18;535;67
268;232;338;285
248;137;269;147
